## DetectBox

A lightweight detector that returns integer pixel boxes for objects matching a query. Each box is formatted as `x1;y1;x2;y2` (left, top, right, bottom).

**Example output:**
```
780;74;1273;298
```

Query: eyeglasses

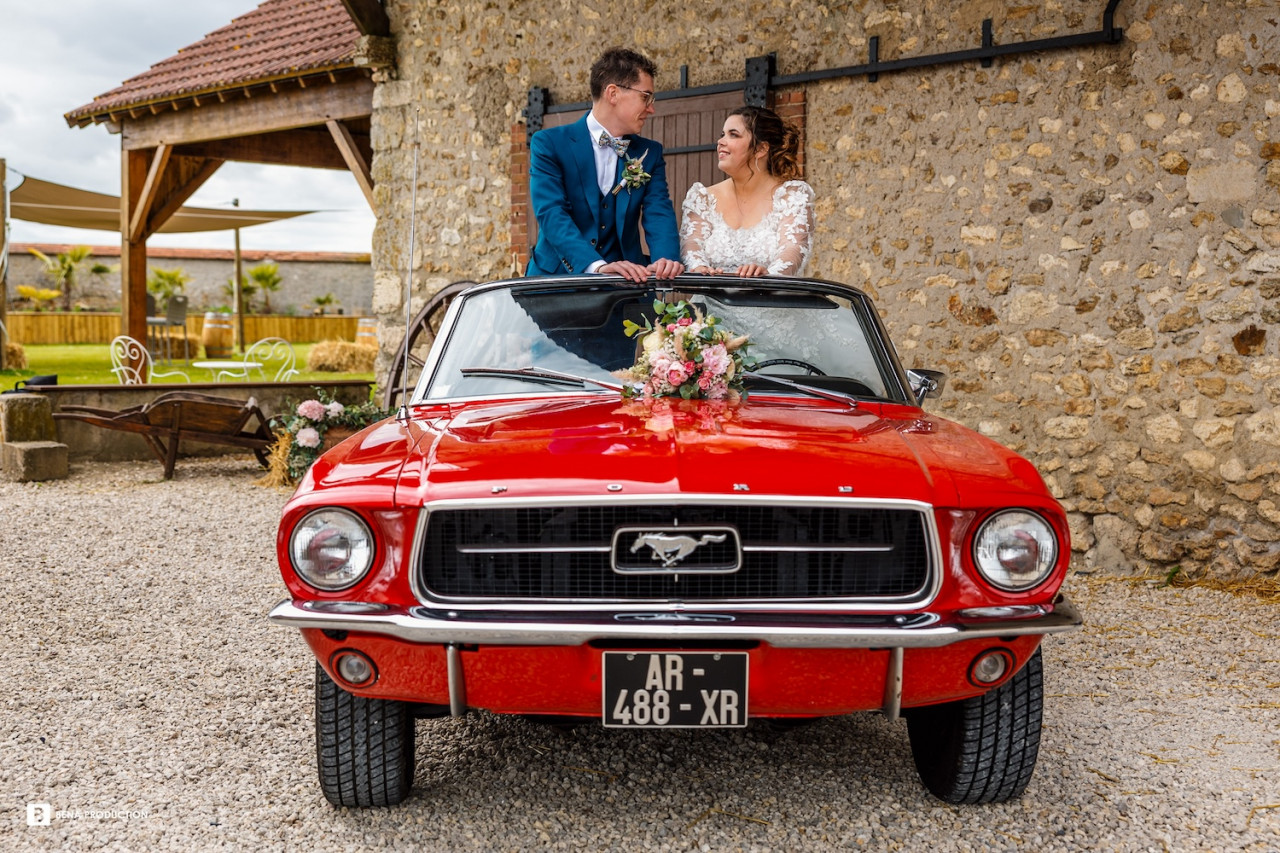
616;84;656;107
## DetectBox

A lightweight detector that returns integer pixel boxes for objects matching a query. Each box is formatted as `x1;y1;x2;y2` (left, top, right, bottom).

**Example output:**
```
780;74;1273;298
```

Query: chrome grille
418;502;933;603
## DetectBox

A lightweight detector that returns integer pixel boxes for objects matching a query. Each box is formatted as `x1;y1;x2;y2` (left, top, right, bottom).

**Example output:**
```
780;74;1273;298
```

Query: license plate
602;652;748;728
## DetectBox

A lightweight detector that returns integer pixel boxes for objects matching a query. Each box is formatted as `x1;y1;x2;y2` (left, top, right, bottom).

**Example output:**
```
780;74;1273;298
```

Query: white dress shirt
585;112;622;196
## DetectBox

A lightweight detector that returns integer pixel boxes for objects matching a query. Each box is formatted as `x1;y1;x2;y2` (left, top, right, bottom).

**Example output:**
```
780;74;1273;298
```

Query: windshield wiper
459;366;622;392
744;372;859;409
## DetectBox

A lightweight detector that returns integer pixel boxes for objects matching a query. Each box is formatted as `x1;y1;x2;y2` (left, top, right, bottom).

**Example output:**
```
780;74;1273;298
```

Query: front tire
315;662;416;807
905;647;1043;804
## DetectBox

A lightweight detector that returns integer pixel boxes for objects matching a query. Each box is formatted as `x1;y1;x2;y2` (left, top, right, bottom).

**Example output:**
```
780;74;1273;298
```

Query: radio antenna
397;107;420;421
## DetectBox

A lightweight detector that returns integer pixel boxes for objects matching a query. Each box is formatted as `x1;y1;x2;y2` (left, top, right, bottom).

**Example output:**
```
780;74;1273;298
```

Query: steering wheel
753;358;826;376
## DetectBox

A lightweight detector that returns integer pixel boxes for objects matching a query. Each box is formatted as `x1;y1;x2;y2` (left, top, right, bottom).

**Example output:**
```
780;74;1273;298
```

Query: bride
680;106;815;277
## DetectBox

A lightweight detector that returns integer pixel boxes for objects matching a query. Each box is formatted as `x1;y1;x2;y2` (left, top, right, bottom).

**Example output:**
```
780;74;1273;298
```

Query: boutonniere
613;150;651;195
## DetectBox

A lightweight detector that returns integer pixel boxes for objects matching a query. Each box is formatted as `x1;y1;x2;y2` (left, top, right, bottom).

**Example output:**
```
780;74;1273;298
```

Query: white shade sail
8;174;312;233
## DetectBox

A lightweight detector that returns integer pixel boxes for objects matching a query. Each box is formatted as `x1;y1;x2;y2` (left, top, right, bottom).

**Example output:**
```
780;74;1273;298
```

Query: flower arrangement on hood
259;390;389;486
613;299;753;400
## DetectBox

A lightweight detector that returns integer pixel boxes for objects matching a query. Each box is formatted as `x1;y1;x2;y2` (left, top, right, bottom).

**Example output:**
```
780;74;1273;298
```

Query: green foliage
146;266;191;310
247;262;283;314
16;285;63;311
28;245;94;311
312;292;340;315
223;274;259;313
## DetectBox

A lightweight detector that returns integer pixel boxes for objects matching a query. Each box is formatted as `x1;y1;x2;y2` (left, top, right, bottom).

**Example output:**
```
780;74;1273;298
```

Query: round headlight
289;508;375;591
972;510;1058;591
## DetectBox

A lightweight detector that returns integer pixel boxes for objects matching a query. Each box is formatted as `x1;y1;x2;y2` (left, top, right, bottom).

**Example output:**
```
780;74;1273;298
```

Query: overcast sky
0;0;375;253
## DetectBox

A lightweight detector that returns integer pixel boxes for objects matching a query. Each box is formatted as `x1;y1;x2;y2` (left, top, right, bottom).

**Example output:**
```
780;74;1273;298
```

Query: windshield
420;280;905;402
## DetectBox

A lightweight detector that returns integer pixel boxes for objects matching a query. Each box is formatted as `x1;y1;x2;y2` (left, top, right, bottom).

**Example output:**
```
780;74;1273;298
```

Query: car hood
390;396;1050;508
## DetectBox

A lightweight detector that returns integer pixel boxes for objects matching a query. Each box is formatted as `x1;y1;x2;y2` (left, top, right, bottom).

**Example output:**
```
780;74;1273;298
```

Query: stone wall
369;1;1280;580
8;244;373;315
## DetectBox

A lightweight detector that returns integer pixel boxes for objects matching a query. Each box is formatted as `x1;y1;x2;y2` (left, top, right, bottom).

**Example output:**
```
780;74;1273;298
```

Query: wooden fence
5;312;363;346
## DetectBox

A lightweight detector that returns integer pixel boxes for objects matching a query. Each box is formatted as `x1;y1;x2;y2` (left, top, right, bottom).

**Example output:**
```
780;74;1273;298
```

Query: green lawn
2;343;375;390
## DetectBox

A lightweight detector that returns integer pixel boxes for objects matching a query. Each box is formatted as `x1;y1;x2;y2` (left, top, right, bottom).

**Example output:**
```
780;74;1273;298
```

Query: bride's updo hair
731;106;801;180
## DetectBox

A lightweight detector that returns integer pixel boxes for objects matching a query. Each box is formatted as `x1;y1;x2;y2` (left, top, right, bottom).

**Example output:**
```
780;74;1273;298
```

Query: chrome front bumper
268;594;1081;649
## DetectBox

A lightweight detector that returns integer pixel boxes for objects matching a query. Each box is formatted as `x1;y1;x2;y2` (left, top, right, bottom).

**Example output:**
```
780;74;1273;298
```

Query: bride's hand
735;264;768;277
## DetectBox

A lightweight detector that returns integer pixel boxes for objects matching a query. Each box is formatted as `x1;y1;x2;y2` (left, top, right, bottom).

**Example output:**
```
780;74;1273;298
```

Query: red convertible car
270;275;1081;807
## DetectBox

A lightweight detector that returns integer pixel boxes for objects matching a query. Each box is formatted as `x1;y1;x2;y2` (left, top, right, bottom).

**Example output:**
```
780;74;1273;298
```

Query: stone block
0;393;57;443
2;441;69;482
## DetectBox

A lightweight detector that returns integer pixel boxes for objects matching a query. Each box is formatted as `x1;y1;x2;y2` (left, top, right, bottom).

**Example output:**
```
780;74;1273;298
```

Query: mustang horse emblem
630;532;727;567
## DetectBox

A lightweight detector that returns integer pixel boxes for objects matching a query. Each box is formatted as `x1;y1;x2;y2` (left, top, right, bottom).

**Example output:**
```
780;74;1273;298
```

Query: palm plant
27;246;109;311
224;274;259;313
247;262;283;314
312;293;338;315
146;266;191;311
16;285;63;311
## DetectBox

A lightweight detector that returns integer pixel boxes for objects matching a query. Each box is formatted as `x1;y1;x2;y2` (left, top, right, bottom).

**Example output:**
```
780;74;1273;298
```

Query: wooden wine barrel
355;317;378;348
202;313;234;359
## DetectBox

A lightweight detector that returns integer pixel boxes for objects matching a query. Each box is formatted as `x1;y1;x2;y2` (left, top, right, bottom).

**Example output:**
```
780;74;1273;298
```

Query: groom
526;47;684;282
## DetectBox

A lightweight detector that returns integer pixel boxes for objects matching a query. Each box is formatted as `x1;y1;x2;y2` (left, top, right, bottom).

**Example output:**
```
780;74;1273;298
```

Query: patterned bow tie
597;131;630;157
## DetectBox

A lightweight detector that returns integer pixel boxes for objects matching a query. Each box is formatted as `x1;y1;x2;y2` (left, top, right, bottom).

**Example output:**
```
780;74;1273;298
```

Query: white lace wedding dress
677;179;881;387
679;180;815;276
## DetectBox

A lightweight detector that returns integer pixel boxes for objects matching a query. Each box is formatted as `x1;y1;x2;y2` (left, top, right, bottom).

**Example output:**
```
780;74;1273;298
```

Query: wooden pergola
64;0;391;351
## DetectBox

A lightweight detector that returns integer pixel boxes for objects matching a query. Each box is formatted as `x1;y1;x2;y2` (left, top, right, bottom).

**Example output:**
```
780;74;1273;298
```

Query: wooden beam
339;0;390;36
121;75;374;150
1;158;7;370
327;119;376;211
179;127;358;170
121;149;150;359
147;156;224;234
128;143;172;243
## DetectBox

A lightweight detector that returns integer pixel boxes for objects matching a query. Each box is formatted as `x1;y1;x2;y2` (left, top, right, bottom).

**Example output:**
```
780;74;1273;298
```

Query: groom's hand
599;260;650;283
647;258;685;280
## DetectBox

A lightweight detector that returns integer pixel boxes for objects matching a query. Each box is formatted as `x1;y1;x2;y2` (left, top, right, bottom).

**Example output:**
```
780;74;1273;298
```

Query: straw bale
306;340;376;373
4;342;27;369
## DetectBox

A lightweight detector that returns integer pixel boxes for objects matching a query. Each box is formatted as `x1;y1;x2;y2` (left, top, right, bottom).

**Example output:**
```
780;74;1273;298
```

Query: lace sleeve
767;181;816;276
679;183;714;270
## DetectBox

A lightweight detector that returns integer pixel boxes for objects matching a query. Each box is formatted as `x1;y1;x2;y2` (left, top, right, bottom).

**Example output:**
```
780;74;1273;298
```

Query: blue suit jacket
526;115;680;276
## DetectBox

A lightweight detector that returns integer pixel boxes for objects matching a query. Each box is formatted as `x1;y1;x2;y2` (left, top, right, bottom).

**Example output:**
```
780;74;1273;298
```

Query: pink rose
666;365;687;385
666;323;677;333
295;427;321;448
701;344;730;375
296;399;326;421
677;317;692;326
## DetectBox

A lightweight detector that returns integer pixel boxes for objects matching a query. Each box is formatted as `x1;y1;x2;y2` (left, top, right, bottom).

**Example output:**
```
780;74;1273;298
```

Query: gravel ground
3;456;1279;851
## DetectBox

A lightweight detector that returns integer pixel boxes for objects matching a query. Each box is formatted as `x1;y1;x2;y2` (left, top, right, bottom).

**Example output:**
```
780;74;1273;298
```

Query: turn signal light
968;649;1014;687
331;650;377;688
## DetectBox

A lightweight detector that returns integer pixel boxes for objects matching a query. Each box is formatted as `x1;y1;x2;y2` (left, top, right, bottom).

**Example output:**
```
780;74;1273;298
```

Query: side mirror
907;369;947;401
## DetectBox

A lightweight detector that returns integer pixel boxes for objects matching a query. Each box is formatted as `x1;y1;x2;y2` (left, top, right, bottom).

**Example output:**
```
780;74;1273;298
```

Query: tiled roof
66;0;361;124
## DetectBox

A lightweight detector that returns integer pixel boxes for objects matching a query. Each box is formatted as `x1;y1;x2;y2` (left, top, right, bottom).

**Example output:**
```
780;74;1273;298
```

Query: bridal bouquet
613;300;753;400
